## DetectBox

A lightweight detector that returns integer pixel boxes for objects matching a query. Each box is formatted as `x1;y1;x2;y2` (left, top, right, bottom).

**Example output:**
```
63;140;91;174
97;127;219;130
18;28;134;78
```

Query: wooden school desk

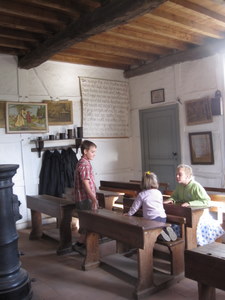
185;242;225;300
78;208;180;299
26;194;76;255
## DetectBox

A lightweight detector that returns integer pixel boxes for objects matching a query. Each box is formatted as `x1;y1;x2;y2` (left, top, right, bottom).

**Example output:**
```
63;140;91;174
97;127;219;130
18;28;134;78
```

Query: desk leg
57;206;73;255
198;282;216;300
29;210;43;240
82;232;100;271
135;228;162;299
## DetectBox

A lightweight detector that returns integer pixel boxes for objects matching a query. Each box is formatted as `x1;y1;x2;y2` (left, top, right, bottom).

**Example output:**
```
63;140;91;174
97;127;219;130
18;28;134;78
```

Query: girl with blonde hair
125;171;177;241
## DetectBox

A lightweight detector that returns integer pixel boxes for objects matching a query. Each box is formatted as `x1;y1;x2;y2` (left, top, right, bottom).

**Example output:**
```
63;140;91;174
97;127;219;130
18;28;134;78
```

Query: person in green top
164;164;210;207
164;164;224;245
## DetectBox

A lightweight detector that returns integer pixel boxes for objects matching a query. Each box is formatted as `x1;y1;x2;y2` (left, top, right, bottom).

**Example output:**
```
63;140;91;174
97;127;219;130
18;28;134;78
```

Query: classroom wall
0;55;132;229
129;53;225;188
1;52;225;229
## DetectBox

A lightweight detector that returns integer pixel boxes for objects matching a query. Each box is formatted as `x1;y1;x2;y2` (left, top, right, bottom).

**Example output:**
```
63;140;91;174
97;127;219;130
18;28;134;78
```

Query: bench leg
168;241;185;275
116;241;131;253
57;206;73;255
198;282;216;300
29;210;43;240
82;232;100;271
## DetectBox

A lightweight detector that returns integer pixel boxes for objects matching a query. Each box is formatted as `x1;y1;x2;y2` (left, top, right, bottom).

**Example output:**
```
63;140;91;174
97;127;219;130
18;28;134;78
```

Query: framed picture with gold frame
6;102;48;133
0;101;6;128
189;131;214;165
43;100;73;125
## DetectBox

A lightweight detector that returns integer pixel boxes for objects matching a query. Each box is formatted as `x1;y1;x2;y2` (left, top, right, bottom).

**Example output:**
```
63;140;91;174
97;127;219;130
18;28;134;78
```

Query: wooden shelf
31;138;82;157
31;144;77;152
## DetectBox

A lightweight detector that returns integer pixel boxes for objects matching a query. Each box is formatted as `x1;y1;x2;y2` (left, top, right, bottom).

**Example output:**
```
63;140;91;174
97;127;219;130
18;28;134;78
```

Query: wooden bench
185;242;225;300
26;194;76;255
123;197;185;276
130;180;170;194
77;208;180;299
99;180;141;198
163;203;207;250
99;180;170;198
96;190;123;210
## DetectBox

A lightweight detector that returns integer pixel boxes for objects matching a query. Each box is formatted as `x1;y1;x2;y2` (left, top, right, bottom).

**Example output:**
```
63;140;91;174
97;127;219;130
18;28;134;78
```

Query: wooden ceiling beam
0;37;30;50
0;46;26;55
0;14;56;34
112;25;188;50
90;32;171;55
169;0;225;28
60;48;142;65
17;0;101;16
71;40;157;60
0;0;68;25
0;27;40;42
135;15;204;44
18;0;167;69
50;54;127;70
151;9;224;39
124;38;225;78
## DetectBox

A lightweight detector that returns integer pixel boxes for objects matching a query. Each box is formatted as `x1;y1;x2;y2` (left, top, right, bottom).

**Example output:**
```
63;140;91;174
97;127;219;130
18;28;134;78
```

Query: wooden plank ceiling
1;0;225;77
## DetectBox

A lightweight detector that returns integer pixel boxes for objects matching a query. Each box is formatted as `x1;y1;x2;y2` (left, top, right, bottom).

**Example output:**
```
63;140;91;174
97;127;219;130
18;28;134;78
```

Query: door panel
139;104;181;190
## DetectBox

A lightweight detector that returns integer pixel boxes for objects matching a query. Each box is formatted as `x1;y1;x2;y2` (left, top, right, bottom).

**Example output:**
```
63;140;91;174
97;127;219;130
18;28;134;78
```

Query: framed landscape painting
43;100;73;125
6;102;48;133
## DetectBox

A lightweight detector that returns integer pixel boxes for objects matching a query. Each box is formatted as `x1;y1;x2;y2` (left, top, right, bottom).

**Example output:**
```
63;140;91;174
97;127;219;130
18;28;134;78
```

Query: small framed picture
189;131;214;165
151;89;165;104
6;102;48;133
185;97;212;126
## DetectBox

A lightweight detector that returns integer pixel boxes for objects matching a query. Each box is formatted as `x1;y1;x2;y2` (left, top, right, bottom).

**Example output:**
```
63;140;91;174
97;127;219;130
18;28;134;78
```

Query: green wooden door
139;104;181;190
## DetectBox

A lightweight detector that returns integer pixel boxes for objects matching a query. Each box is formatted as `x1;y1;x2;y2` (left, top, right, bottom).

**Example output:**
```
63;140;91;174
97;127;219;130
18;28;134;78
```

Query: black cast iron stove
0;164;32;299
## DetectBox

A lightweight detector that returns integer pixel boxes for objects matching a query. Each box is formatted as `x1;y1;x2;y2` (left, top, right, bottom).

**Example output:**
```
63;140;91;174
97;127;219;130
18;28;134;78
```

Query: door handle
172;152;178;160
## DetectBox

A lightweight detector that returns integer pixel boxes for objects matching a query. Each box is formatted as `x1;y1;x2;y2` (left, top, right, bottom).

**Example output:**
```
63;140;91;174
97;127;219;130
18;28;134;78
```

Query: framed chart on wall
189;131;214;164
79;77;130;138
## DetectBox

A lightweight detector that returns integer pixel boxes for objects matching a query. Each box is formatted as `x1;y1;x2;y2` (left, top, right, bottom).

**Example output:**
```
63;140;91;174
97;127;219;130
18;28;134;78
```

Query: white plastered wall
129;54;225;188
0;55;132;229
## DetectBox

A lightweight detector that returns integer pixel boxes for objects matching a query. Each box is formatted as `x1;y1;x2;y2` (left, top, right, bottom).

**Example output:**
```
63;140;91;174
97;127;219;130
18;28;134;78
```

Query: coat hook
177;97;182;104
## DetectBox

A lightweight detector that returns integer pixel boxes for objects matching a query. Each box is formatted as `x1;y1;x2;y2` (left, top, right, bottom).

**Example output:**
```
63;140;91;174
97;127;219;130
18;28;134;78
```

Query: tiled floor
17;228;225;300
